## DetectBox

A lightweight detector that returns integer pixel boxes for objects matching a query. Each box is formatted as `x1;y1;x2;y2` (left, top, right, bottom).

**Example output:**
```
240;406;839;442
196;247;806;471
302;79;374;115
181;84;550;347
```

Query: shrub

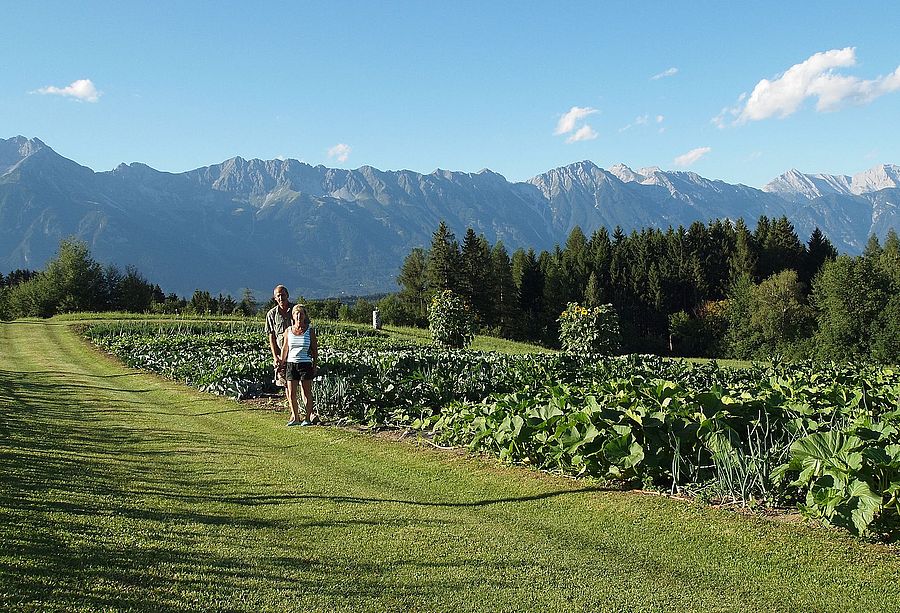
558;302;621;354
429;289;476;348
669;301;730;357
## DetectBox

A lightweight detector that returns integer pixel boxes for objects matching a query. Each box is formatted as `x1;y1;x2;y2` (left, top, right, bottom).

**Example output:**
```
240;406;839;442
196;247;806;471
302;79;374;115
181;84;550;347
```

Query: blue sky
2;1;898;187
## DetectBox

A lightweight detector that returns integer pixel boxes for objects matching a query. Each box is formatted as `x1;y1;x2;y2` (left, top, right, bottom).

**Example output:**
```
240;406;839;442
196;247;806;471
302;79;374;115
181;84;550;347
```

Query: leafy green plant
775;418;900;535
558;302;621;354
428;289;476;348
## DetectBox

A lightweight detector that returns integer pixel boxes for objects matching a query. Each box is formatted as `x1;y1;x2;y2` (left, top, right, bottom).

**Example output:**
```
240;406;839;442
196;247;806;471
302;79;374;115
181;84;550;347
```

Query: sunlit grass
382;324;555;354
684;356;757;369
1;320;899;612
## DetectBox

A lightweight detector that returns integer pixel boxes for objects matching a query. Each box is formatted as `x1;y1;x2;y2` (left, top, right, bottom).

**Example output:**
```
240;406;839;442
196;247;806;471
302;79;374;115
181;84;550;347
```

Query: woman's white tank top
286;327;311;363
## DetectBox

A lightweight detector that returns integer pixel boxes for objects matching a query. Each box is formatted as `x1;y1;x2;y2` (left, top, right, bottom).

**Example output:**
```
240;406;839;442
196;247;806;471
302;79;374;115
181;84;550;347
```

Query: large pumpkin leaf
849;479;883;535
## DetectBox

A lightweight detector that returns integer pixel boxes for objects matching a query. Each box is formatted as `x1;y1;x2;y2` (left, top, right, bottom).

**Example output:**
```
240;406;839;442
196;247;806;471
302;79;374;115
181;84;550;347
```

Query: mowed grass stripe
0;320;898;612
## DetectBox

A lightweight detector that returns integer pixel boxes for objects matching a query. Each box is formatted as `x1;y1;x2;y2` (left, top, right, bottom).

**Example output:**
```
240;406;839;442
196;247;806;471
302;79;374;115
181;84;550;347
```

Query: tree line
0;239;257;319
4;225;898;364
385;218;900;362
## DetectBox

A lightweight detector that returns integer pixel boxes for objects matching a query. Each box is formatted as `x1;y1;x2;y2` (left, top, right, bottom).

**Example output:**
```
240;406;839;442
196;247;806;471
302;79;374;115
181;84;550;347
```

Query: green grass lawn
684;356;756;369
1;319;898;612
382;324;555;354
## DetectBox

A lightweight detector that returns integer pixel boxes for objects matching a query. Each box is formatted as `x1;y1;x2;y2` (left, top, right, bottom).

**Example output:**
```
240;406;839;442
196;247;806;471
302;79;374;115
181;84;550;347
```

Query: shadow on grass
156;487;608;508
0;367;143;378
1;363;617;611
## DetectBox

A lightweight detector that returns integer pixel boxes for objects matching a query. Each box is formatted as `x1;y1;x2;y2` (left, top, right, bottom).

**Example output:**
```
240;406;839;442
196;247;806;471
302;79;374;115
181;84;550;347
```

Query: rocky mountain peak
763;168;852;201
0;136;49;175
851;164;900;194
608;163;645;183
763;164;900;201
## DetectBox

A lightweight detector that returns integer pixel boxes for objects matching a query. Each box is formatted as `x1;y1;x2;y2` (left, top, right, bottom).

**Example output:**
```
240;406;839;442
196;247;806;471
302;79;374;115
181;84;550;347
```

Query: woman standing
278;304;319;426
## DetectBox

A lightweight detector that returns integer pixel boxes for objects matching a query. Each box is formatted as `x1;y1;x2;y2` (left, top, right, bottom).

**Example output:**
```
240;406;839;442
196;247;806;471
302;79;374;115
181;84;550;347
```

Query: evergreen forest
381;217;900;362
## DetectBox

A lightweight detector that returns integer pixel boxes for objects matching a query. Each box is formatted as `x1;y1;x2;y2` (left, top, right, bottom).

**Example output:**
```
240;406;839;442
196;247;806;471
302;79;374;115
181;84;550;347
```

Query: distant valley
1;136;898;297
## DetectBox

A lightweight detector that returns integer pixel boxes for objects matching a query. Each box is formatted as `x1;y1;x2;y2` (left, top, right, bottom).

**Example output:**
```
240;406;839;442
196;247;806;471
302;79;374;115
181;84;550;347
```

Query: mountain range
1;136;898;297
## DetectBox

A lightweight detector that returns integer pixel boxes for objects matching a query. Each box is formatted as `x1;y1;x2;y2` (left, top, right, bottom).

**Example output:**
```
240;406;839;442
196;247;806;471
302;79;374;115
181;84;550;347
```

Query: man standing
265;285;293;398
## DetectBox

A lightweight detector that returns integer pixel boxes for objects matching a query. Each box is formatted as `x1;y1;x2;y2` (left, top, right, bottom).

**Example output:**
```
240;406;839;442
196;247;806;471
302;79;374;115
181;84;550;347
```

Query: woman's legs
299;378;315;422
285;379;300;423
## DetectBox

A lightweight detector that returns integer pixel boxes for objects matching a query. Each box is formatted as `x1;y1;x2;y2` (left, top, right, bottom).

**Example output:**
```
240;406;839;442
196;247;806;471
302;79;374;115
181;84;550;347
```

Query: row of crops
82;320;900;537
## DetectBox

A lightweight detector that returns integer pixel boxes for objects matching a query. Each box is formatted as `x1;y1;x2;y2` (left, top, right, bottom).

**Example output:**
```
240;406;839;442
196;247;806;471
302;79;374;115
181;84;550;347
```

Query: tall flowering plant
558;302;621;354
429;289;476;349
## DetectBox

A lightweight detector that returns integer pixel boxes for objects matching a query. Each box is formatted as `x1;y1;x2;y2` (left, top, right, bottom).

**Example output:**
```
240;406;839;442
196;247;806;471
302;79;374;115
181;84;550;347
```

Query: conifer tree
510;248;528;289
608;235;629;309
460;228;493;325
117;265;156;313
685;221;710;260
397;247;428;323
562;226;590;303
801;227;837;285
516;249;544;339
540;248;567;343
863;234;883;259
588;227;612;291
753;216;774;278
729;218;758;283
705;219;737;299
238;288;258;316
584;271;602;307
490;242;521;336
425;221;461;295
763;216;805;278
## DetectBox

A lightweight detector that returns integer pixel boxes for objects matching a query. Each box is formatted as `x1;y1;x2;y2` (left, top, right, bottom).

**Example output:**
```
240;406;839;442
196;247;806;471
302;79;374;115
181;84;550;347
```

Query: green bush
558;302;621;354
428;289;476;349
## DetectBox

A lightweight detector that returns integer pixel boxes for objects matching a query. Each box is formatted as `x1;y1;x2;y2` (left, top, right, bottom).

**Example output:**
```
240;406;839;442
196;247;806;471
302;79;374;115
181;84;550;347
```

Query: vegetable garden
83;320;900;538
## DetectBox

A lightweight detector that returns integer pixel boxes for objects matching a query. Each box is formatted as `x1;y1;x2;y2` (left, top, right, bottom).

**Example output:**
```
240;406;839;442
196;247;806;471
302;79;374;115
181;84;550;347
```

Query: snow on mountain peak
764;164;898;201
851;164;900;194
608;163;645;183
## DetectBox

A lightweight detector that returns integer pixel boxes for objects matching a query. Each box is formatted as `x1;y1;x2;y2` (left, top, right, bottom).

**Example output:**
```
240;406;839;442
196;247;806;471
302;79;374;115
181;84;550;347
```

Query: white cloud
620;114;664;133
674;146;711;167
651;67;679;80
554;105;599;144
727;47;900;124
566;125;598;143
327;143;351;163
554;106;598;135
33;79;101;102
712;106;736;129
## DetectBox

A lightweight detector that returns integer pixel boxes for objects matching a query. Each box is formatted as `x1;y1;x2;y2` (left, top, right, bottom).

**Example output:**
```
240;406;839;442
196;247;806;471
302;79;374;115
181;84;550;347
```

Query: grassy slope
1;320;898;612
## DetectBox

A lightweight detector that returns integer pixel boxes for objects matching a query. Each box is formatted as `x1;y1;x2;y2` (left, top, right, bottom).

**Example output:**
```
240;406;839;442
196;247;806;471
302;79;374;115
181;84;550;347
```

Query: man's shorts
285;361;314;381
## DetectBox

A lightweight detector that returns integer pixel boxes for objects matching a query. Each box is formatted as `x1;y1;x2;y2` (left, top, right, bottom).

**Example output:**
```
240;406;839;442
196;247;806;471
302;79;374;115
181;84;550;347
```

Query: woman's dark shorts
285;361;314;381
